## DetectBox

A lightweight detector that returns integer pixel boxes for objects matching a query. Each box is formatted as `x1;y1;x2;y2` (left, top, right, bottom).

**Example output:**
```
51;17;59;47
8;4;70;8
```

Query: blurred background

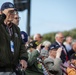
0;0;76;36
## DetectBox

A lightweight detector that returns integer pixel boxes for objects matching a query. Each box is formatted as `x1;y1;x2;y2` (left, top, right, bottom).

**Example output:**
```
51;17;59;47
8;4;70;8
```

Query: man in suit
44;44;62;75
53;32;70;75
54;32;69;63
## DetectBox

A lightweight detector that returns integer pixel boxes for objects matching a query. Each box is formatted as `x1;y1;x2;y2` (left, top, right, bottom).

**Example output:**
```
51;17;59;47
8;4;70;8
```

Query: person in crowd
21;31;28;44
64;36;72;52
40;40;51;60
44;44;62;75
53;32;70;75
0;2;28;75
54;32;69;63
67;53;76;75
33;33;43;43
12;10;20;26
68;41;76;58
25;40;45;75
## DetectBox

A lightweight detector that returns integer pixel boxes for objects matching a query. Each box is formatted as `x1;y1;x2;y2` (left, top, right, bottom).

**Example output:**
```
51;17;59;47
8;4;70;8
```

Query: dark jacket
0;14;28;68
68;49;75;58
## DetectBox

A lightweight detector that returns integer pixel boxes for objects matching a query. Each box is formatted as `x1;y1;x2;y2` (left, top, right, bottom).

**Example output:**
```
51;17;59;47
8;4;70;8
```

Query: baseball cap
70;53;76;60
1;2;15;10
49;44;60;51
21;31;28;43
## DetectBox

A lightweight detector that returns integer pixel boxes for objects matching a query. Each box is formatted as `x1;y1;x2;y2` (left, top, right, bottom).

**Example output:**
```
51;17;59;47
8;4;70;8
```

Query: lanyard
10;40;14;54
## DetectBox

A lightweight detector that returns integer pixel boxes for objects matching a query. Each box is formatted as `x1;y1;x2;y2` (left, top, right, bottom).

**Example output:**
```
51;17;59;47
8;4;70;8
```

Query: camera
41;45;44;49
26;40;39;49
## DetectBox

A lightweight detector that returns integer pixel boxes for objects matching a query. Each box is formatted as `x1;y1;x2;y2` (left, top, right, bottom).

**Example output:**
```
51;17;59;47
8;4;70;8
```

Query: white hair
55;32;60;38
42;40;51;47
55;32;63;39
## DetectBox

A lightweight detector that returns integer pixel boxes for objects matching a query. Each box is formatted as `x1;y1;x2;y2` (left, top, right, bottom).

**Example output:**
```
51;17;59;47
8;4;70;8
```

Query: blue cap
49;44;60;50
21;31;28;43
1;2;15;10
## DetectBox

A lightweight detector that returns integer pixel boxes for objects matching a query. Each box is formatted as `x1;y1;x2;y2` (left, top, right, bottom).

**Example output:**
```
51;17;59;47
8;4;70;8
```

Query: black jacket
0;14;28;68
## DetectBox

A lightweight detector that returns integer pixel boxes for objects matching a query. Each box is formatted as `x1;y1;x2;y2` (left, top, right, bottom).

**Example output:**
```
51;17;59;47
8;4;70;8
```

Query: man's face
49;49;57;58
12;14;20;25
36;34;42;43
56;33;64;43
2;8;15;22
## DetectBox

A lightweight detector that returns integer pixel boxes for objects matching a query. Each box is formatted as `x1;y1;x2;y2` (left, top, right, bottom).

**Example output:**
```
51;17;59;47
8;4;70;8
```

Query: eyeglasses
59;36;65;39
14;17;21;20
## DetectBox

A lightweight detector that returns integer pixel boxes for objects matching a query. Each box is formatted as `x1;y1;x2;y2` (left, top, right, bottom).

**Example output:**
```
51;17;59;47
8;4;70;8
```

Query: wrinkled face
56;33;64;44
49;49;57;58
2;8;16;22
12;14;20;25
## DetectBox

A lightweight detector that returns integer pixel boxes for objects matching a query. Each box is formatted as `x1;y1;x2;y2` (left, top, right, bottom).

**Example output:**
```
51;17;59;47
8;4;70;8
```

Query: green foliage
42;28;76;43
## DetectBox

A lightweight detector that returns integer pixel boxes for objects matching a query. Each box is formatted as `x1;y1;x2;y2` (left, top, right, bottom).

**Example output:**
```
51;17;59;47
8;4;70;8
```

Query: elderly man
54;32;69;63
44;44;62;75
0;2;28;75
12;10;20;26
52;32;70;75
33;33;43;43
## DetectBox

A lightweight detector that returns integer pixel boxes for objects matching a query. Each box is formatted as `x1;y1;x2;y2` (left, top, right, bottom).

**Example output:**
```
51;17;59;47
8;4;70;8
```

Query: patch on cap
49;44;60;50
9;3;14;8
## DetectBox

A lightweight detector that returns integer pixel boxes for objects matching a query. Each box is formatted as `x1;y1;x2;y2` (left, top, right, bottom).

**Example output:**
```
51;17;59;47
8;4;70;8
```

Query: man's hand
56;47;62;58
20;60;27;70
